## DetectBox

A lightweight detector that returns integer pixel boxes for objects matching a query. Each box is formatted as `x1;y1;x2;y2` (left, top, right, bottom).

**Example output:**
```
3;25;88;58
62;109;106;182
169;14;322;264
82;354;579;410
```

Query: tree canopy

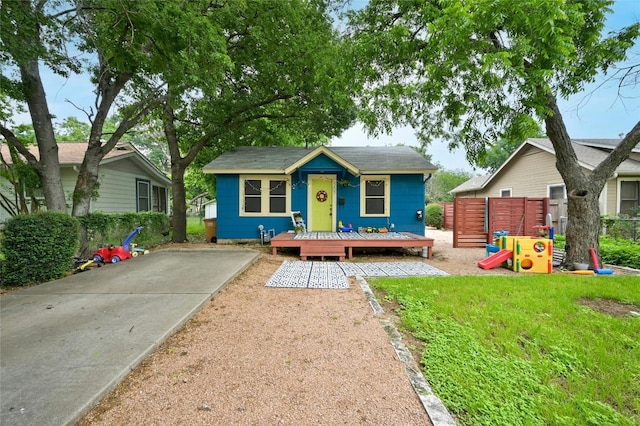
1;0;355;248
347;0;640;265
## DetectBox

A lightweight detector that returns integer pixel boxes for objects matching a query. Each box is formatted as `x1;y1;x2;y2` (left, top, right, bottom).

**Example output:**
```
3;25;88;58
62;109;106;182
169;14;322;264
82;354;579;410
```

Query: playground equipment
92;226;144;264
589;247;614;275
478;230;553;273
513;237;552;273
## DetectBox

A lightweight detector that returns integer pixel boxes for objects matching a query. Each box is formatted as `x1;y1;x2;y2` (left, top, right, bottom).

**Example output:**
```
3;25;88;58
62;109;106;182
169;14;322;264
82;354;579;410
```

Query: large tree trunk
564;188;601;267
545;94;640;268
161;100;212;243
72;145;103;257
171;165;189;243
19;60;67;212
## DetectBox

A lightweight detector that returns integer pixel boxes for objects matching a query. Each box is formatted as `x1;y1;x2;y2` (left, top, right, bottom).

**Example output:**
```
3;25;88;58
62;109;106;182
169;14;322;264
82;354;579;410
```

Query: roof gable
286;146;359;175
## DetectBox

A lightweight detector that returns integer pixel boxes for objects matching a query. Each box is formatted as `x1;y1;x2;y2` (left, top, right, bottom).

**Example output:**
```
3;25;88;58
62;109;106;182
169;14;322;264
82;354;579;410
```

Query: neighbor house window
360;175;390;217
620;180;640;215
500;188;512;197
548;184;566;199
152;185;167;213
240;176;290;216
136;179;151;211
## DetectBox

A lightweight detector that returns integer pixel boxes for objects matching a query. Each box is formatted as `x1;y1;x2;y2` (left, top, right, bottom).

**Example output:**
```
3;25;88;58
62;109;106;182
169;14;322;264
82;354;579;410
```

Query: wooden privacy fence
439;202;454;230
453;197;551;248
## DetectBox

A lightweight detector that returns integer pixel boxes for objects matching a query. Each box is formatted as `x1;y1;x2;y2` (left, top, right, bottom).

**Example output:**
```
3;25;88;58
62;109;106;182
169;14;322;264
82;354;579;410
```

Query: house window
136;179;151;211
620;180;640;215
549;184;566;199
360;176;390;217
153;186;167;213
240;176;290;216
500;188;512;197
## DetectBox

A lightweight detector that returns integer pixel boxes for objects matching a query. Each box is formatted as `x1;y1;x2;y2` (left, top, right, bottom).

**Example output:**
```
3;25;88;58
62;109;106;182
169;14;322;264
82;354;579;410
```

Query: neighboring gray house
0;142;171;223
451;138;640;218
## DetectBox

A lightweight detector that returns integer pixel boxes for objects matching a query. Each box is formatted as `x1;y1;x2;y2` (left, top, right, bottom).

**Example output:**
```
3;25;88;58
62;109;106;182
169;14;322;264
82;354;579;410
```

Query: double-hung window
136;179;151;212
240;176;290;216
620;180;640;215
360;175;390;217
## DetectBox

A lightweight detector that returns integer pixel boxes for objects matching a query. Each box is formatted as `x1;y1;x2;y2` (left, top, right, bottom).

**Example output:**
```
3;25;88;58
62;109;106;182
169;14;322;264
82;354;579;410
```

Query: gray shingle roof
203;145;437;174
529;138;640;173
572;139;640;152
450;174;491;194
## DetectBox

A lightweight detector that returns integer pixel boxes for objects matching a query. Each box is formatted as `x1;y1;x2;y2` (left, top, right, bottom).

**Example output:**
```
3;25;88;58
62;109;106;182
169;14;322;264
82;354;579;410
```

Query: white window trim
239;175;291;217
360;175;390;217
547;184;566;199
617;177;640;214
499;188;512;197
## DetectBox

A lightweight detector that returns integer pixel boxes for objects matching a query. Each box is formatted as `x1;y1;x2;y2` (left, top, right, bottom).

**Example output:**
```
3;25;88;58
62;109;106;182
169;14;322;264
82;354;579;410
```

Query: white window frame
239;175;291;217
360;175;390;217
499;188;512;197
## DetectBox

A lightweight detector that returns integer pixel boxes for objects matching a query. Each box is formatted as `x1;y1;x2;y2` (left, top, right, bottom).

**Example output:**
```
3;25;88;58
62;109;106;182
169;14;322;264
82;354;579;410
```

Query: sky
6;0;639;173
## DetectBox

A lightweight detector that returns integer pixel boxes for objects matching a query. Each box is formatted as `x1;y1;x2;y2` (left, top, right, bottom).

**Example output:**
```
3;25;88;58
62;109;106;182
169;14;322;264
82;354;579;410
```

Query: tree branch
0;125;40;168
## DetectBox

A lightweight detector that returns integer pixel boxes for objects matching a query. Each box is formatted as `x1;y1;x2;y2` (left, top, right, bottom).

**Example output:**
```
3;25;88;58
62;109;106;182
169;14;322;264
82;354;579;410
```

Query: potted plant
294;225;305;234
339;179;350;187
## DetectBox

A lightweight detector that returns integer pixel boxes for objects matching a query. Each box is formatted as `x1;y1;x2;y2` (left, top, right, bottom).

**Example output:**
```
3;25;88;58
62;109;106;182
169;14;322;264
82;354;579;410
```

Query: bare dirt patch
577;297;640;317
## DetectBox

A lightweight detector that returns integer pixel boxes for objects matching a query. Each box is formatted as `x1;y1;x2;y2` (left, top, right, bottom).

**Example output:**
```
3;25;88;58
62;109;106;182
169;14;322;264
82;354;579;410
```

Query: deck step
300;246;346;261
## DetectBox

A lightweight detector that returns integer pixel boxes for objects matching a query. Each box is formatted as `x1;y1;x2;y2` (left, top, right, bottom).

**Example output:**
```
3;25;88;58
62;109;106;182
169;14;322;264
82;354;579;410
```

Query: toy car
92;226;144;264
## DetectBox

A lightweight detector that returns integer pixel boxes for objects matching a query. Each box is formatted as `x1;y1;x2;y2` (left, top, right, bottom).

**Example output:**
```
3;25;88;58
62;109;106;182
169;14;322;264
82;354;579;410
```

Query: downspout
423;173;432;202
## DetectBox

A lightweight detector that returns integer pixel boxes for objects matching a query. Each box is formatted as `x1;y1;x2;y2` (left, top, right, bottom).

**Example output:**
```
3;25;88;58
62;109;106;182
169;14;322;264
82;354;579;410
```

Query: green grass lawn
371;275;640;426
186;215;206;239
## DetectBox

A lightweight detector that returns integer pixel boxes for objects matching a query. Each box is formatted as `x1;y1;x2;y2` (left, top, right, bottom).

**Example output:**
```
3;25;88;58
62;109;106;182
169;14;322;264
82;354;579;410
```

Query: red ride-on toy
92;226;144;264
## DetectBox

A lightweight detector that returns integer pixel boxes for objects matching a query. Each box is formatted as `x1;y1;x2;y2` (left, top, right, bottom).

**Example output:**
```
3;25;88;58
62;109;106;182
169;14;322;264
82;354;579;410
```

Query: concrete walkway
0;248;259;426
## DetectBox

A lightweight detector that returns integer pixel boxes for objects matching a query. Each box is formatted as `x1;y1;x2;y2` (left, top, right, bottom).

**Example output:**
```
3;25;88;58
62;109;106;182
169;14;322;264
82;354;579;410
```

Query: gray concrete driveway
0;248;259;426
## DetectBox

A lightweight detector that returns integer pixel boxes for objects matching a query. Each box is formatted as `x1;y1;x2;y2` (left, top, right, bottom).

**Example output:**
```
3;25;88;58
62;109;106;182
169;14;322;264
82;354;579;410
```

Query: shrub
425;203;443;228
1;212;79;286
600;236;640;270
553;235;640;270
77;211;170;251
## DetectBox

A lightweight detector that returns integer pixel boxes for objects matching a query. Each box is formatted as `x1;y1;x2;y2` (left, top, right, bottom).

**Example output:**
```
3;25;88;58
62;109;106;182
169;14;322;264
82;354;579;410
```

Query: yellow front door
310;176;334;231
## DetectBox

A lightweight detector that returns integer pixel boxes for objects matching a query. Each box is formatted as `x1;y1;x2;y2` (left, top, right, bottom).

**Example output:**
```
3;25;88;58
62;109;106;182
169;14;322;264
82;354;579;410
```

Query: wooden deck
271;231;434;261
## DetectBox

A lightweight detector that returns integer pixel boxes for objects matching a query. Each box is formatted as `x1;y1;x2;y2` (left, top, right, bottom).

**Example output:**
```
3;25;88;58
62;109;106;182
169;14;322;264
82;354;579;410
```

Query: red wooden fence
440;202;454;230
453;197;550;248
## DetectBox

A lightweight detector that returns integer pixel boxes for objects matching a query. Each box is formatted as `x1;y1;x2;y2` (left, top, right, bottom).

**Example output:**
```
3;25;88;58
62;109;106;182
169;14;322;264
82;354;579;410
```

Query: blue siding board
389;175;426;235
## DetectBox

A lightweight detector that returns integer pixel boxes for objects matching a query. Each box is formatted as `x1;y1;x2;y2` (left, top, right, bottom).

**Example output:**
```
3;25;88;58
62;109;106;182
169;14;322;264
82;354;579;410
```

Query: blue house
203;145;437;243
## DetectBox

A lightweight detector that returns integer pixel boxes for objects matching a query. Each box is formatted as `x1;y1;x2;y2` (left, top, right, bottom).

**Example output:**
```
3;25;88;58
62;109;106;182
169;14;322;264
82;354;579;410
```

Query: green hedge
1;212;79;286
426;203;443;228
553;235;640;270
600;236;640;270
78;211;170;251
